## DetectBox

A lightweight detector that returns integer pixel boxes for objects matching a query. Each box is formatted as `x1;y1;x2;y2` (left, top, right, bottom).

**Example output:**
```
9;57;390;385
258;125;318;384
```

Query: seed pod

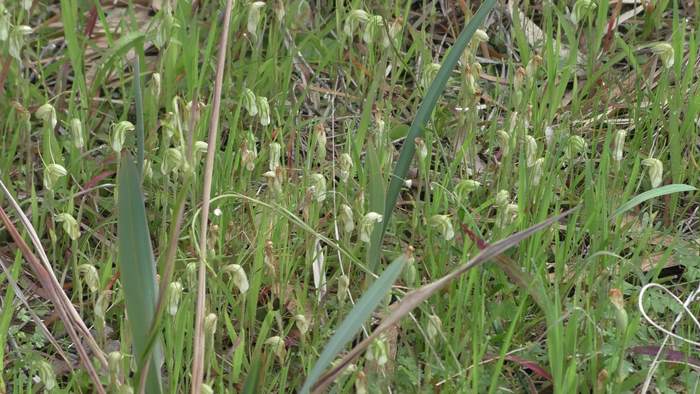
642;158;663;188
55;213;80;241
429;214;454;241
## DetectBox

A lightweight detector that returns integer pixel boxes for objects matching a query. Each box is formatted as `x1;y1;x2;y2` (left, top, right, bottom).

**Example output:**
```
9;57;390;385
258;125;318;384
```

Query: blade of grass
117;154;163;394
310;207;578;392
299;251;409;394
612;184;696;218
381;0;497;237
191;0;235;392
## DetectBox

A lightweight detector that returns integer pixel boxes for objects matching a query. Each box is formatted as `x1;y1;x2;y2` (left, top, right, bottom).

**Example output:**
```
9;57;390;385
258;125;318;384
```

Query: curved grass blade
299;253;408;394
381;0;497;236
613;184;696;218
117;154;163;394
311;208;578;392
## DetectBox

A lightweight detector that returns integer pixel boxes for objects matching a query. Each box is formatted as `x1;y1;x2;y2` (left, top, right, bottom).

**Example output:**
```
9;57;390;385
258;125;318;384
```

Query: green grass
1;0;699;393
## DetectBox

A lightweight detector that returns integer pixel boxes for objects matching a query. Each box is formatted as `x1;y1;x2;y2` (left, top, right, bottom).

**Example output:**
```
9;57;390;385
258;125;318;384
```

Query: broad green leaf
299;254;407;394
613;184;696;218
117;155;163;394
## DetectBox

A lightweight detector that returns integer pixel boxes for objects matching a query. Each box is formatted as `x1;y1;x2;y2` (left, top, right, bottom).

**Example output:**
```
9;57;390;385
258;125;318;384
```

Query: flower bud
651;42;674;69
363;15;384;45
642;157;663;188
367;336;388;366
269;142;281;171
257;96;270;126
55;213;80;241
571;0;597;24
421;63;441;90
265;336;286;361
44;163;67;191
314;123;326;160
429;214;454;241
566;135;588;158
294;314;309;334
111;121;134;153
612;130;626;162
167;281;183;316
339;153;353;182
70;118;84;149
151;73;161;99
343;10;370;38
247;2;266;39
44;163;67;192
205;313;217;336
78;264;99;293
473;29;489;43
337;274;350;303
495;129;511;156
531;157;545;186
525;55;542;79
223;264;249;293
36;103;57;129
194;141;208;156
95;290;112;321
242;88;258;116
339;204;354;234
608;288;628;333
309;173;327;202
524;135;537;167
495;189;510;208
360;212;383;243
186;262;197;288
36;360;56;391
162;148;184;174
415;137;427;162
455;179;481;200
426;314;442;340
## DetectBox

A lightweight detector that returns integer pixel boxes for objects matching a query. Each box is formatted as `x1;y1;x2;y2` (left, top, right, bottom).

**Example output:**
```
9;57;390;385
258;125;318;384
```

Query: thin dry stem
191;0;234;392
